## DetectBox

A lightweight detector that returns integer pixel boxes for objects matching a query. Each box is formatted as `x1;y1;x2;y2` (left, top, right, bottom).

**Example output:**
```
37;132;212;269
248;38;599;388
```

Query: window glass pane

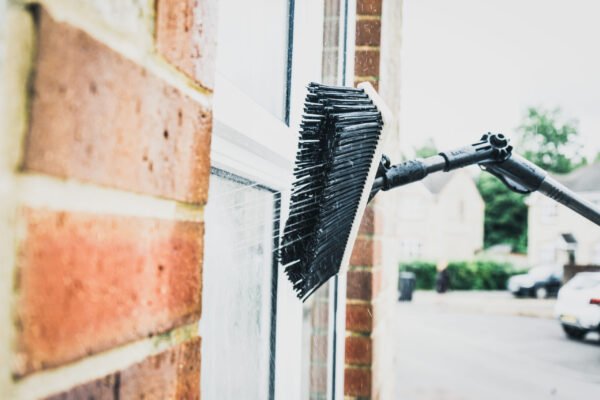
301;1;343;398
201;170;278;400
322;0;341;85
301;281;330;400
216;0;289;119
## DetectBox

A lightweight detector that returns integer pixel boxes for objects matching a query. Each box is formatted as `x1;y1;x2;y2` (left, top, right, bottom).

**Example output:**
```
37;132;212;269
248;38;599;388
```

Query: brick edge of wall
345;1;383;398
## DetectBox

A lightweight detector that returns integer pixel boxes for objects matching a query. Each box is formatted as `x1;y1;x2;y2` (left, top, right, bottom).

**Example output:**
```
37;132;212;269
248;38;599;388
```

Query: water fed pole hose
370;133;600;225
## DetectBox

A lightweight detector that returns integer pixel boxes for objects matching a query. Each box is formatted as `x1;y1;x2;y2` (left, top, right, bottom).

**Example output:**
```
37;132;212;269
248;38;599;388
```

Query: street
393;291;600;399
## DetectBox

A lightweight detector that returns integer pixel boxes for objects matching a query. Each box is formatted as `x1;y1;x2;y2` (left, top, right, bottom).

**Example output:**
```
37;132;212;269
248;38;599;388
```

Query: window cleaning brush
280;83;600;301
279;82;390;300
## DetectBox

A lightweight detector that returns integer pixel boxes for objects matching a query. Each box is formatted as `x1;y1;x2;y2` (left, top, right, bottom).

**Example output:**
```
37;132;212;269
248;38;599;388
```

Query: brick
120;337;201;399
310;365;328;395
357;0;382;16
44;338;201;400
350;237;372;266
347;270;372;301
355;50;380;77
44;0;155;47
350;237;381;267
43;376;116;400
15;209;203;375
356;19;381;47
310;334;329;363
324;0;341;17
25;10;212;204
372;203;385;233
345;336;372;365
344;367;371;397
358;205;374;234
311;299;329;329
346;304;373;333
156;0;218;90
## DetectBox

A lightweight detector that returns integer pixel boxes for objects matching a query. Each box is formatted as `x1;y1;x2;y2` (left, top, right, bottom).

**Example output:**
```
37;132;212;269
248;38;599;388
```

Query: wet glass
201;171;278;400
216;0;289;120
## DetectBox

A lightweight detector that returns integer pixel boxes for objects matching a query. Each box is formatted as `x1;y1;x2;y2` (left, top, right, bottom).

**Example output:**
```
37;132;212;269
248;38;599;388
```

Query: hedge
399;260;527;291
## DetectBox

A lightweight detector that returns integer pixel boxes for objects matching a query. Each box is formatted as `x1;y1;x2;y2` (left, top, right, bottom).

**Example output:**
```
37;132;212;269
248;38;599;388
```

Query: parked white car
554;272;600;340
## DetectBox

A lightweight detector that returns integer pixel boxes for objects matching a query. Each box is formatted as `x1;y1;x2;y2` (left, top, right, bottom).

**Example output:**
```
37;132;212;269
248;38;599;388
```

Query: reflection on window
322;0;341;85
216;0;290;119
201;170;279;400
301;281;330;400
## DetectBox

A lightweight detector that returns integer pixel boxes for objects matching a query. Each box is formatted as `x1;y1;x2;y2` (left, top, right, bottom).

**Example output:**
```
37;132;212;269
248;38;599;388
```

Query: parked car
554;272;600;340
507;265;562;298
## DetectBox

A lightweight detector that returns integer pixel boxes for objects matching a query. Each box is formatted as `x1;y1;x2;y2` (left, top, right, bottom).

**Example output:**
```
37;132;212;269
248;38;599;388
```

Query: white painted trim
212;73;297;171
333;272;347;400
210;29;301;400
211;79;301;400
326;281;336;400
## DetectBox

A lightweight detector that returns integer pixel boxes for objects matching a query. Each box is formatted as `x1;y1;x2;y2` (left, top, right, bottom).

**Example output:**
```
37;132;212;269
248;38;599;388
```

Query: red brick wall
345;205;382;399
345;0;384;399
2;1;216;398
354;0;382;91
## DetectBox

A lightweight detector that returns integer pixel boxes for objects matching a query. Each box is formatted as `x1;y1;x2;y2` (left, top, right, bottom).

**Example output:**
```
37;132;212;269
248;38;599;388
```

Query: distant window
217;0;291;121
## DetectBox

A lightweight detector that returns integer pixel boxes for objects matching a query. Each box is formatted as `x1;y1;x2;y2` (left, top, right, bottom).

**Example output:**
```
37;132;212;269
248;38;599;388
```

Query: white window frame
207;1;356;399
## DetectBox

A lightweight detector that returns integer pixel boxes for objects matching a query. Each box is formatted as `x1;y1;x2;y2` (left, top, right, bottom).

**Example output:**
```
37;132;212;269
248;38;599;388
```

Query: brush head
279;82;384;300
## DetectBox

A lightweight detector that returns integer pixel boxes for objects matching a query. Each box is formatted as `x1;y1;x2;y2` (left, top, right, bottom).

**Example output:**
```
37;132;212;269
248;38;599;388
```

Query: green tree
518;107;585;173
414;138;438;158
477;173;528;253
477;106;585;253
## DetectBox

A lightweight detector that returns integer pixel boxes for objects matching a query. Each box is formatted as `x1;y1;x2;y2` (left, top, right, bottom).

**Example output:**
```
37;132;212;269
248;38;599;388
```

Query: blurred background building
528;163;600;266
394;170;485;262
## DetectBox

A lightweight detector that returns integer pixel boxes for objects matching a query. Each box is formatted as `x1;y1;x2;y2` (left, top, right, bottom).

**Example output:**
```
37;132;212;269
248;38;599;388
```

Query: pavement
393;290;600;400
409;290;558;319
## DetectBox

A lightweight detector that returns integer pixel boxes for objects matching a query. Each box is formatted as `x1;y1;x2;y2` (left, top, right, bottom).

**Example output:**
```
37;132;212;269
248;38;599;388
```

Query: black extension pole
370;133;600;226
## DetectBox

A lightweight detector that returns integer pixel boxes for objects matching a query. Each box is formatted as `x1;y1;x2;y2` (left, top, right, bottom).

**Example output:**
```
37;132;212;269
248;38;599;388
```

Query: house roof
554;163;600;192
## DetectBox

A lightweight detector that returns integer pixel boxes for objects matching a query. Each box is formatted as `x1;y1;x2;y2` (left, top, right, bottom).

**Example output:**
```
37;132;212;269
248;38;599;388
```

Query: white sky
400;0;600;159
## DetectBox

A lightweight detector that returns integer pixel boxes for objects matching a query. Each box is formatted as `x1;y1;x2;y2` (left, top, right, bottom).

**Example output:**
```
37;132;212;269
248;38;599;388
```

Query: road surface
393;291;600;399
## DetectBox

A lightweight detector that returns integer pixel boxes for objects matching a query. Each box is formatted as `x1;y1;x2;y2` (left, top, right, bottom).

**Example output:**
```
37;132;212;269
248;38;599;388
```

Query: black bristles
279;82;383;301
